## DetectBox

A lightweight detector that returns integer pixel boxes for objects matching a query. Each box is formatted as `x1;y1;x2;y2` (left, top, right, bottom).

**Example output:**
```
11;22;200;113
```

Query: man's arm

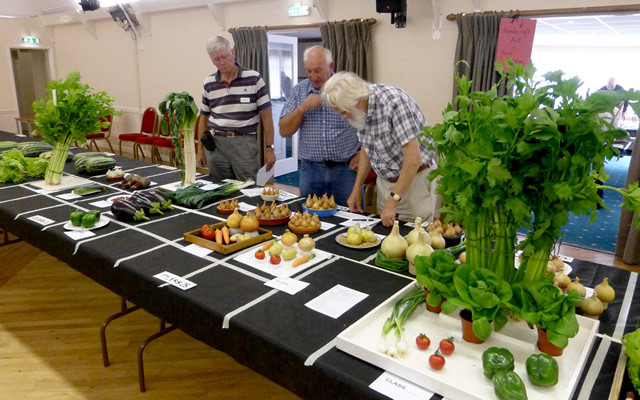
196;114;209;168
379;138;422;227
279;94;323;137
347;149;372;213
260;108;276;171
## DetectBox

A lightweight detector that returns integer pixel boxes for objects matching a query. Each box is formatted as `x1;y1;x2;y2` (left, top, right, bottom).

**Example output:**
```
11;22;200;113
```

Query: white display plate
234;243;332;278
336;284;599;400
63;216;110;231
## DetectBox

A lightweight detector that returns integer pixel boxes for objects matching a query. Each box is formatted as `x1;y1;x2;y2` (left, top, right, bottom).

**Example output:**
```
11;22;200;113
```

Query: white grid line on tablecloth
613;272;637;339
577;336;611;400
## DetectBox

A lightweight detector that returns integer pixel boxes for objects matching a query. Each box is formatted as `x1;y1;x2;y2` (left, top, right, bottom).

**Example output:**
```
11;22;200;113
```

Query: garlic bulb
580;295;604;317
552;271;571;290
381;221;408;260
405;217;423;246
595;278;615;309
566;276;586;297
406;231;434;266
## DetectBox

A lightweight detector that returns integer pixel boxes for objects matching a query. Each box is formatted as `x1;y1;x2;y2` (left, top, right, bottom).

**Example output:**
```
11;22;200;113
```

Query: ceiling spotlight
79;0;101;12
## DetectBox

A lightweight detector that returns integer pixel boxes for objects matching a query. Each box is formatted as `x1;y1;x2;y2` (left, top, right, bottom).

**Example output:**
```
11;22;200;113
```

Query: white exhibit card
335;210;371;220
369;371;434;400
199;182;220;191
320;221;336;231
277;190;298;201
89;200;113;208
65;230;95;240
181;243;213;257
305;284;368;319
264;277;310;295
57;192;83;200
240;188;262;197
256;164;275;186
339;218;380;228
154;271;197;290
239;202;256;212
28;215;55;226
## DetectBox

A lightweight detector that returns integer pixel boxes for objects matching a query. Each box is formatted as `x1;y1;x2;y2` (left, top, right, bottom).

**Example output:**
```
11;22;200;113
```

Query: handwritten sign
495;18;537;67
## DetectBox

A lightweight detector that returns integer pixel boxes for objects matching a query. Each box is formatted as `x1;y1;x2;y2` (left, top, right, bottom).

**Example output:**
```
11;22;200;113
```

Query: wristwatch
265;144;275;149
390;191;401;202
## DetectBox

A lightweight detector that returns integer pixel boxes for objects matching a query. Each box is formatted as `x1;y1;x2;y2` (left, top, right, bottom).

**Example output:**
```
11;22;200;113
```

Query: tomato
201;224;215;240
429;351;445;370
416;333;431;350
270;254;281;265
255;249;265;260
439;337;455;356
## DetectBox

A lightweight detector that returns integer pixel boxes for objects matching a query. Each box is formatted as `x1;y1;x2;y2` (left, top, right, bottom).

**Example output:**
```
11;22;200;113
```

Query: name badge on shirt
240;97;250;103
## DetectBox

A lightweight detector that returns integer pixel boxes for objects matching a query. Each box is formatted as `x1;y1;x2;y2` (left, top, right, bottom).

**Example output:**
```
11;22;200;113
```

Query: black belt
213;130;253;137
318;160;350;167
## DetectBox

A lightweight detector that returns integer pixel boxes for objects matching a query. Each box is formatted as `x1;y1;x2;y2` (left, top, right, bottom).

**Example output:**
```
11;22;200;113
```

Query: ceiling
534;14;640;46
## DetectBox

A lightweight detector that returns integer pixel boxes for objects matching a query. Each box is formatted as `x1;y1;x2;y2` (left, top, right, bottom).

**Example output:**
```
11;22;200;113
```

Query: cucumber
72;151;107;162
72;184;106;196
16;142;53;157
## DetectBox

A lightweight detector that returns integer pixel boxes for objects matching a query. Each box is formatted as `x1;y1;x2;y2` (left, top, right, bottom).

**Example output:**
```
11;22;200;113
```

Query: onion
566;276;586;297
429;231;445;249
381;221;408;260
281;229;297;247
458;251;466;264
405;217;423;246
406;231;434;266
443;225;456;238
580;295;604;317
595;278;615;308
226;208;243;229
298;234;315;253
552;271;571;290
240;212;259;232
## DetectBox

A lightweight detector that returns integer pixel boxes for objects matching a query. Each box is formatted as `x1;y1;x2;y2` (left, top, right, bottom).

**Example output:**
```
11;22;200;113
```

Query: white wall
0;0;637;134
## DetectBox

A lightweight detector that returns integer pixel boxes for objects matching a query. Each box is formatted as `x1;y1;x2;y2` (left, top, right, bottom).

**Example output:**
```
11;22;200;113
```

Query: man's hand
380;198;398;227
196;145;207;168
349;151;360;170
302;94;323;110
264;148;276;171
347;189;363;213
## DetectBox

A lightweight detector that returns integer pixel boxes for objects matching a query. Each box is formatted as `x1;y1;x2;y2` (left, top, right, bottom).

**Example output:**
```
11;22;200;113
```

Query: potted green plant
423;59;640;284
158;92;199;186
32;71;118;185
507;278;582;356
415;250;458;313
441;265;512;343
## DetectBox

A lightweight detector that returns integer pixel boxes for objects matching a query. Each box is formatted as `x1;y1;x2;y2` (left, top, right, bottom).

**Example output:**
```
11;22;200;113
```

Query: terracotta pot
422;289;445;314
460;309;485;344
536;326;564;356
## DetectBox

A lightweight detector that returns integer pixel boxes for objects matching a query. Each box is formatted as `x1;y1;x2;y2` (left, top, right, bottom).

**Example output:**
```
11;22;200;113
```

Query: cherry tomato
415;333;431;350
429;350;445;370
270;254;281;265
439;337;455;356
255;249;265;260
201;224;215;240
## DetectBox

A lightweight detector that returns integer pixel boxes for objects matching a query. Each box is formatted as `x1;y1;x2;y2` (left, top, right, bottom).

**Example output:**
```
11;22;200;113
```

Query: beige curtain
320;20;371;80
229;27;270;167
453;13;509;99
615;125;640;265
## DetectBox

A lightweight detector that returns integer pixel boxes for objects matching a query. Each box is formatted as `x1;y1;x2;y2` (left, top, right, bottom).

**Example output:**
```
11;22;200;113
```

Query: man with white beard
321;71;437;227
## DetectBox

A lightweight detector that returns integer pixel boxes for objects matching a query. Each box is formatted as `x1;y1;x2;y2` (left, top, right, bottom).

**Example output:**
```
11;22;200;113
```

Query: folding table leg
0;226;21;247
137;321;177;392
100;297;141;367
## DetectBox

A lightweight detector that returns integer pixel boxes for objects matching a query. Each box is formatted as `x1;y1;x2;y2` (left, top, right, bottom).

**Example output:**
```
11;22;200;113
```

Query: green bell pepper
70;210;85;227
483;347;515;378
81;212;97;228
87;209;101;220
493;370;528;400
526;353;559;387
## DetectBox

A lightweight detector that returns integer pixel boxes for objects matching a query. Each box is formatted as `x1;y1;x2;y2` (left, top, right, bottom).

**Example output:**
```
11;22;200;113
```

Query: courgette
0;141;17;150
72;151;107;162
74;156;116;173
72;184;106;196
40;150;74;161
16;142;53;157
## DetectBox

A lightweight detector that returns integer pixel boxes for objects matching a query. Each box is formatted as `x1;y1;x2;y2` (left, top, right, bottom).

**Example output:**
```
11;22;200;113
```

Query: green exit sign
288;6;310;16
21;36;40;44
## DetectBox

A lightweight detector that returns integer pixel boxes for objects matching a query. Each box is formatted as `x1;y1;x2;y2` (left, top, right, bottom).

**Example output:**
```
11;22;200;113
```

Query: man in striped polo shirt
279;46;360;206
196;36;276;181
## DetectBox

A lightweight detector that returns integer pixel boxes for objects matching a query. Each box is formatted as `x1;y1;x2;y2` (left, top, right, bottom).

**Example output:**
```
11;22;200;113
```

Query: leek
32;71;118;185
158;92;199;186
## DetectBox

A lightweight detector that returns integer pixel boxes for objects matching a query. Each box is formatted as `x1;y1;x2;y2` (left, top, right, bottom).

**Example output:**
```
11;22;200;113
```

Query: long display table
0;131;637;399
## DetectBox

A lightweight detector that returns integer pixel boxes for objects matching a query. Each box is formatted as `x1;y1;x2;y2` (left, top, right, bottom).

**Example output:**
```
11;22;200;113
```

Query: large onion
406;231;433;265
227;208;242;229
240;212;259;232
405;217;423;246
381;221;408;260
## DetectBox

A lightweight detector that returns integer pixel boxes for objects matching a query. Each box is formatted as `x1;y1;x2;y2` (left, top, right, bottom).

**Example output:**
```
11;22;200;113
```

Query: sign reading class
495;18;537;67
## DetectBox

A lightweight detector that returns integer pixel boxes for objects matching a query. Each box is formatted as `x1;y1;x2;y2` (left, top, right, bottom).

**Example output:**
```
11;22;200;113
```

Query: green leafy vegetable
0;148;49;183
415;250;458;307
624;327;640;392
163;181;247;209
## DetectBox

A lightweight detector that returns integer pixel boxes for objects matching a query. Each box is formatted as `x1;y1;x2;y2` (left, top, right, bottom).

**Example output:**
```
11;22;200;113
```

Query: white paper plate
63;216;110;231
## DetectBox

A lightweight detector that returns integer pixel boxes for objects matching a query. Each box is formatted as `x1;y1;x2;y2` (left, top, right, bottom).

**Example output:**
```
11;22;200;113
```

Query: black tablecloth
1;131;638;400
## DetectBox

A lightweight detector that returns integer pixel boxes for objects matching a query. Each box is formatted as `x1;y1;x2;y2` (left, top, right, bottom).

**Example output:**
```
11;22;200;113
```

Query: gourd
16;142;53;157
405;217;423;246
381;221;408;260
226;208;242;229
594;278;615;309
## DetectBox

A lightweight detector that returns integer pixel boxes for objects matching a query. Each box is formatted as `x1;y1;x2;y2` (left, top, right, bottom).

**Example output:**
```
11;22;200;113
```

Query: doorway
10;48;51;118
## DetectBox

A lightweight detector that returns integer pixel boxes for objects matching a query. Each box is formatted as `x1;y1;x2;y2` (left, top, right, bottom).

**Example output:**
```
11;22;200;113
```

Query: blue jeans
299;159;357;207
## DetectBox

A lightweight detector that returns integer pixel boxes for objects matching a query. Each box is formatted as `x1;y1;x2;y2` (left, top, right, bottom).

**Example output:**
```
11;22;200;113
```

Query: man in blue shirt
278;46;360;206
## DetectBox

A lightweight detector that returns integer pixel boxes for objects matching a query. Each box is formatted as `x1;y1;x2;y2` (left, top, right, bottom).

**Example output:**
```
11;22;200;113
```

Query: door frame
7;44;56;119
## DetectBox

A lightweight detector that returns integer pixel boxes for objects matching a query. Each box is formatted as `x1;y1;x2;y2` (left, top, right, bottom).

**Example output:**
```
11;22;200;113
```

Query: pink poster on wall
495;18;537;67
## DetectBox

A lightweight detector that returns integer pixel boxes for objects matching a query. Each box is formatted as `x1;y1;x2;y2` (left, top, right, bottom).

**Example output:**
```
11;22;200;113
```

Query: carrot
292;253;316;267
261;240;275;252
221;226;230;245
215;229;223;245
